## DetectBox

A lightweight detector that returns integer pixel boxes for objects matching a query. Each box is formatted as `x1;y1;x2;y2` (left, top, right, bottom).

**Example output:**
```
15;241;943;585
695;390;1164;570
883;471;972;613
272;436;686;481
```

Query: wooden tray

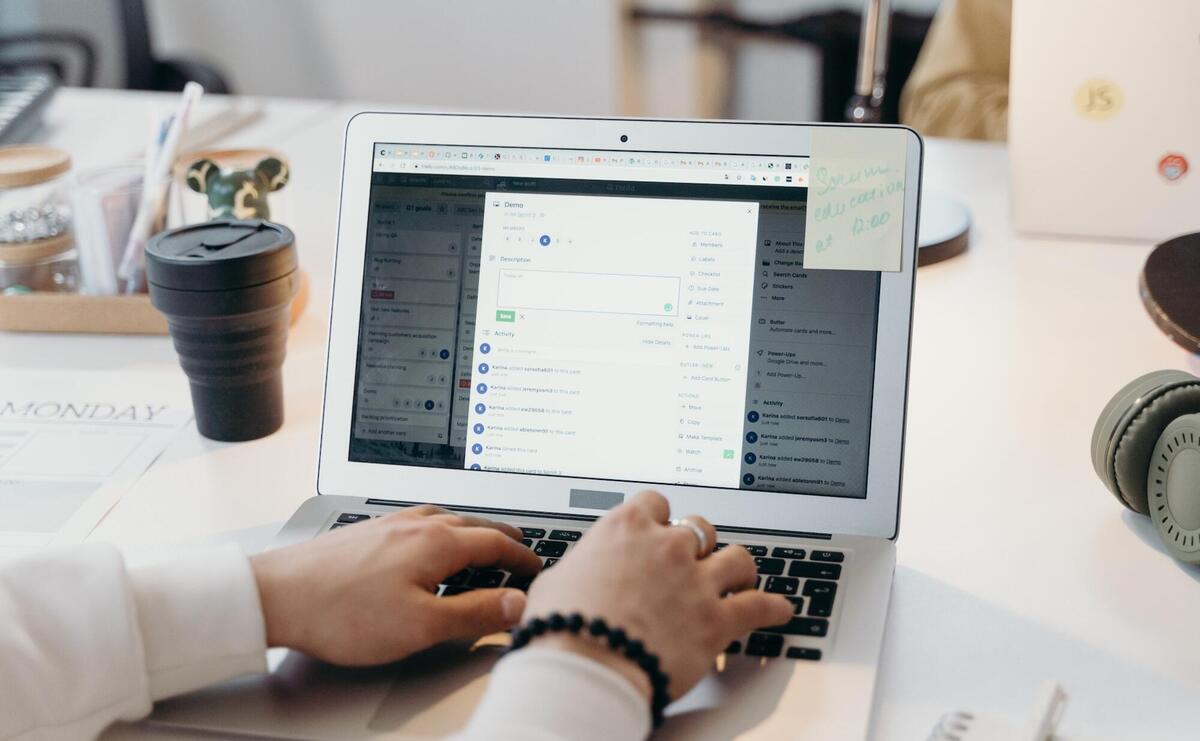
0;270;310;335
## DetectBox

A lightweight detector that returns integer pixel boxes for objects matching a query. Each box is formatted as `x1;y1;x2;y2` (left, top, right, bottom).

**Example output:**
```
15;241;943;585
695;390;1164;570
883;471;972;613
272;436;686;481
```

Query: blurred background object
0;0;954;123
0;0;229;91
900;0;1009;140
626;0;935;124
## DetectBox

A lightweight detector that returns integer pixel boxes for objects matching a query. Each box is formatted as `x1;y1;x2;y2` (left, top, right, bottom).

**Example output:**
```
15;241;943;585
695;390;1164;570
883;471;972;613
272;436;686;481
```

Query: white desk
5;90;1200;740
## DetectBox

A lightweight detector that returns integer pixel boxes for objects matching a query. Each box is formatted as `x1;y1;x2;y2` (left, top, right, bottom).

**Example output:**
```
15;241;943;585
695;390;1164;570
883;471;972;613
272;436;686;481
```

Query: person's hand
521;491;793;701
250;505;542;665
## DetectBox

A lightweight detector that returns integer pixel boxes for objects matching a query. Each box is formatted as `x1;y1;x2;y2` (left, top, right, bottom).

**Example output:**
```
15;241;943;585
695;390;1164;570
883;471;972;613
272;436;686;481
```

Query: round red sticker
1159;154;1188;182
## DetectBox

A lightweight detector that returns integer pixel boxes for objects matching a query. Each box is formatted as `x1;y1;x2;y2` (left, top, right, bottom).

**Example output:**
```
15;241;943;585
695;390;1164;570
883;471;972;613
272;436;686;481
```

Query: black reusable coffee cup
146;219;298;442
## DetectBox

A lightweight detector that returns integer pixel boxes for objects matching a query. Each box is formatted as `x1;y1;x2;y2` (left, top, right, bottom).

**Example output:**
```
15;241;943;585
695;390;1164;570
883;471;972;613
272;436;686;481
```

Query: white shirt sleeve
453;646;651;741
0;543;267;741
0;543;648;741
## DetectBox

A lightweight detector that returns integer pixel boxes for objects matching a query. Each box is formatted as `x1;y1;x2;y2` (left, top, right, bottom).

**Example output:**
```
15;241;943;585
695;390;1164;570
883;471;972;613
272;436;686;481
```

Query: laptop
149;113;922;739
1009;0;1200;241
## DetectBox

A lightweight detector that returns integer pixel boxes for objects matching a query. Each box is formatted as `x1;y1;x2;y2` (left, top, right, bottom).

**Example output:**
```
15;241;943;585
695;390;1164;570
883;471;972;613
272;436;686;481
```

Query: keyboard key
336;512;372;524
808;594;834;618
764;576;799;595
468;570;505;588
761;617;829;637
506;573;534;592
810;550;844;563
329;523;347;530
725;640;741;654
745;632;783;657
755;557;785;575
786;647;822;661
788;561;842;580
787;596;805;614
745;545;768;557
715;542;729;550
521;527;546;539
771;547;807;559
521;538;533;547
802;580;838;598
535;540;567;557
441;585;473;596
443;569;471;586
548;529;582;542
543;558;559;568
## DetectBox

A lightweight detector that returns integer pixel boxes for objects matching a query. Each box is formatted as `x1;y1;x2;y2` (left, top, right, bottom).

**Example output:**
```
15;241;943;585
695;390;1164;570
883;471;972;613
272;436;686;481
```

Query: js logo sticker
1158;154;1188;182
1073;78;1123;121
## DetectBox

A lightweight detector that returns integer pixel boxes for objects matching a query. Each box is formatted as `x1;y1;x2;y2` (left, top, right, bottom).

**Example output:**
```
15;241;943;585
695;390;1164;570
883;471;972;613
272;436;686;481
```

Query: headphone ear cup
1114;383;1200;514
1092;370;1200;513
1147;413;1200;563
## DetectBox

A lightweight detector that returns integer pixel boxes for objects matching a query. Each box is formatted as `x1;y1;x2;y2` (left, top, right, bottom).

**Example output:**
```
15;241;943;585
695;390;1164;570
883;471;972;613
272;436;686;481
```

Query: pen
117;81;204;293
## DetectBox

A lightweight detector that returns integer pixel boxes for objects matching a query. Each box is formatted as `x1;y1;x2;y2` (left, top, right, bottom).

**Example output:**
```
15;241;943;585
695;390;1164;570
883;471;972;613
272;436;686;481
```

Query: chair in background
626;4;932;124
0;0;230;93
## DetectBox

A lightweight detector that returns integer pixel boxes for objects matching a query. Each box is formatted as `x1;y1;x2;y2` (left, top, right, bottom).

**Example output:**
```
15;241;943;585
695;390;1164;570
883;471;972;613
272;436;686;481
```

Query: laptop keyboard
329;515;842;661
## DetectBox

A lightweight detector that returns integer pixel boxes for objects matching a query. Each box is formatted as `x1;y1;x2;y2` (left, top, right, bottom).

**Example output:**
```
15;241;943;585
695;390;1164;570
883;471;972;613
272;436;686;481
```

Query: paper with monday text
803;127;908;272
0;370;193;555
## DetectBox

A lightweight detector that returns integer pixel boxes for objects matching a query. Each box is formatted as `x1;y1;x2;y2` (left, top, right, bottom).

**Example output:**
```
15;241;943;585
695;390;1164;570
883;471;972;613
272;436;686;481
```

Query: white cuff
128;544;268;701
455;646;651;741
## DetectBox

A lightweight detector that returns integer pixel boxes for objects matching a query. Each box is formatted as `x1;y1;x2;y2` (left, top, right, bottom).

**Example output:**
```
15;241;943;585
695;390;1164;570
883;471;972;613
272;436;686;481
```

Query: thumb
434;588;527;642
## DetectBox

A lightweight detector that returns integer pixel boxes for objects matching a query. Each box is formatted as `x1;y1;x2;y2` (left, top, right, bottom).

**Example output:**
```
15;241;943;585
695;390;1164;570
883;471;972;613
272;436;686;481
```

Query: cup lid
145;219;296;291
0;145;71;187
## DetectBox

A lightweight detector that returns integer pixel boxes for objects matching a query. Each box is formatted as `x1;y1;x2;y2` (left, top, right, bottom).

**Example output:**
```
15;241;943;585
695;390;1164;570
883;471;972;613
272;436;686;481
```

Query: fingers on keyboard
725;542;845;662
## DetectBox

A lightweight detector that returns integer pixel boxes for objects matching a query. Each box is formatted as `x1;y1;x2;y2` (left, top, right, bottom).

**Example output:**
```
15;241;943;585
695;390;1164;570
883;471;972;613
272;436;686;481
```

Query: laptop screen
349;144;880;499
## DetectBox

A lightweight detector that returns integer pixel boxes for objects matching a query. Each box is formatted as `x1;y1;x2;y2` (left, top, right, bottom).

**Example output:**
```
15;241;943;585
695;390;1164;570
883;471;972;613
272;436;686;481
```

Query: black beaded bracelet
508;612;671;728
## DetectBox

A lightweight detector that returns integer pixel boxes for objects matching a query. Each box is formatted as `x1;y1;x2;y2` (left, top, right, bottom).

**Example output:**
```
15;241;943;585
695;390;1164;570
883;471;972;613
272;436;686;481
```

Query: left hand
250;505;543;665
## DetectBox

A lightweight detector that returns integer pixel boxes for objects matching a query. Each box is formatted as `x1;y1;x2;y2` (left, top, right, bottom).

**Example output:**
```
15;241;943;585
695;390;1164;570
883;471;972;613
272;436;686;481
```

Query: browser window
350;144;879;498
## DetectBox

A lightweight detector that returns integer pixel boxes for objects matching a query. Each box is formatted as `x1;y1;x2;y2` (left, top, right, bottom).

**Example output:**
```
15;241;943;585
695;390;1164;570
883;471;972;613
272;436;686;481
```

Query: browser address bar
373;159;806;187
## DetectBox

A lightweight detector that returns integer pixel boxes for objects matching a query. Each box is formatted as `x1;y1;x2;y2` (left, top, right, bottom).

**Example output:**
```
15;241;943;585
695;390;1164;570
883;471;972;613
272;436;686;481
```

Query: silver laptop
150;113;922;739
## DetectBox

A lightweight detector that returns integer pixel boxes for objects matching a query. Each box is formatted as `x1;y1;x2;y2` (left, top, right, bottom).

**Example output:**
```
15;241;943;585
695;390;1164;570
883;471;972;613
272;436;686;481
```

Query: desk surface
6;90;1200;740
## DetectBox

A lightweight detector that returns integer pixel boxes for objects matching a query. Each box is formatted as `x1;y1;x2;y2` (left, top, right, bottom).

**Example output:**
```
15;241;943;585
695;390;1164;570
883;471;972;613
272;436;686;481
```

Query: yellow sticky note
803;127;907;272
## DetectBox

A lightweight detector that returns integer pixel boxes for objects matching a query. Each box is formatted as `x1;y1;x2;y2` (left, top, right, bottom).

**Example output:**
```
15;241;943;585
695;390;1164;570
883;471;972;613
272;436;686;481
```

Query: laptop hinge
362;498;833;539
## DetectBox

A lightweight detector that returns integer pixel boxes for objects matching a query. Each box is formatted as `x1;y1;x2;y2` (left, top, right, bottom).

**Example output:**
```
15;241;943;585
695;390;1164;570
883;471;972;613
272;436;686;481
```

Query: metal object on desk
846;0;969;266
929;681;1069;741
845;0;890;125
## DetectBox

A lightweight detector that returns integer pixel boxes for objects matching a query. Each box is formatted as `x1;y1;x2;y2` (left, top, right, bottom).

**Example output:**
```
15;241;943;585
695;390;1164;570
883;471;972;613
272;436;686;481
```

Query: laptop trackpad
367;641;502;737
147;642;501;740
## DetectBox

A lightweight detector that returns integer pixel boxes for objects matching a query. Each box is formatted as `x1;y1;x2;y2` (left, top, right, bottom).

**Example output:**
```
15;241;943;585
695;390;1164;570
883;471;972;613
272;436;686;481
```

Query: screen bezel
319;112;921;539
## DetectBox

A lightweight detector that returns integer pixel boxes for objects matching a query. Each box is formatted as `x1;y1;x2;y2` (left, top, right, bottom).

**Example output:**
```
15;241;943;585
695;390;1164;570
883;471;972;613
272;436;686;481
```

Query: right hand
522;491;793;701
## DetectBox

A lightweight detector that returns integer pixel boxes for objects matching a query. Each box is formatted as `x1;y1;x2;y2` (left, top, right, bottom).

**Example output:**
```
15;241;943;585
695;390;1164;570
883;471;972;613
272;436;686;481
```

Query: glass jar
0;145;77;293
0;234;78;294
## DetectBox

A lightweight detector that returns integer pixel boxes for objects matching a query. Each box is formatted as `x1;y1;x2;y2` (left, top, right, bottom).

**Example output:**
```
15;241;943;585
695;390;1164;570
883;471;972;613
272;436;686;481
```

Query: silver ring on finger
669;517;710;558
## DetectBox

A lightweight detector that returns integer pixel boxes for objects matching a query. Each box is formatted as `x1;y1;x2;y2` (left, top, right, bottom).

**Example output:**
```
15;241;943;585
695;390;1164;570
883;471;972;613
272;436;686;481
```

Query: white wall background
147;0;623;115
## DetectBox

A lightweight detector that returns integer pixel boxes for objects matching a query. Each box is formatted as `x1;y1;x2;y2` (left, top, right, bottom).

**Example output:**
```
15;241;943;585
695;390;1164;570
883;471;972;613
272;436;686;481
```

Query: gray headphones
1092;370;1200;563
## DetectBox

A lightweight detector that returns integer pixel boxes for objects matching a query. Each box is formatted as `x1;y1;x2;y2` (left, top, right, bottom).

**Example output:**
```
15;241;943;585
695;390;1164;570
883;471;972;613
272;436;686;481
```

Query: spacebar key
761;617;829;637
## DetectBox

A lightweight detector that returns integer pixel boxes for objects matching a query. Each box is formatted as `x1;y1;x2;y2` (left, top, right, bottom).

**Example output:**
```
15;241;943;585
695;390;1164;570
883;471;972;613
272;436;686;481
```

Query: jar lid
1140;232;1200;354
0;146;71;187
145;219;296;292
0;232;73;265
